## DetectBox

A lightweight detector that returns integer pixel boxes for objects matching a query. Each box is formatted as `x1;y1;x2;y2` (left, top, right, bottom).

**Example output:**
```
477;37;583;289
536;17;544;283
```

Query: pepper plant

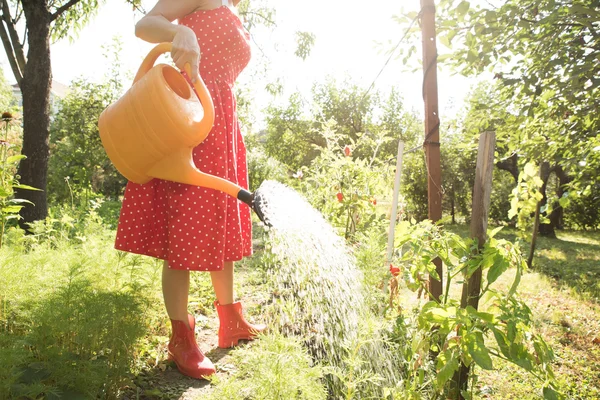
388;220;562;399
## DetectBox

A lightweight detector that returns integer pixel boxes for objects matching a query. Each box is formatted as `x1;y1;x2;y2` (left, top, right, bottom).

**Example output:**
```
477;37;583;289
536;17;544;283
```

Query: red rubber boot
167;314;216;379
214;301;267;348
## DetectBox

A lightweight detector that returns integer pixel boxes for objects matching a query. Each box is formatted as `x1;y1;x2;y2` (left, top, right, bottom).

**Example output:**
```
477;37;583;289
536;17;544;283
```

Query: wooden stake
453;131;496;398
462;131;496;309
387;141;405;264
420;0;443;301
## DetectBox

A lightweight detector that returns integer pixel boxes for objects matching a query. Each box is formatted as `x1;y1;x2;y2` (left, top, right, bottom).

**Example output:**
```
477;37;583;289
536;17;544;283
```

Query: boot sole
218;334;258;349
167;352;215;379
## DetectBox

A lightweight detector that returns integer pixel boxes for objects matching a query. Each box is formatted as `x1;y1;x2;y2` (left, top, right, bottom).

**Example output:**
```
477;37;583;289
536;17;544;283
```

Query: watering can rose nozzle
238;189;270;227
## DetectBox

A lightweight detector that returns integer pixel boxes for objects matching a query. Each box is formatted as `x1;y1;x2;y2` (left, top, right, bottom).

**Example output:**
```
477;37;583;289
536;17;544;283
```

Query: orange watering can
98;42;267;223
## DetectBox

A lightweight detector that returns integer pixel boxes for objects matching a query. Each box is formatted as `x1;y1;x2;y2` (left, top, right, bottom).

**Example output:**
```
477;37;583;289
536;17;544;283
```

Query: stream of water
255;180;403;398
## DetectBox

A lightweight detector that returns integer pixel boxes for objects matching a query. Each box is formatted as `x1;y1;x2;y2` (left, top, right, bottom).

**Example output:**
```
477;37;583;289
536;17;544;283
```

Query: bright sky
0;0;484;128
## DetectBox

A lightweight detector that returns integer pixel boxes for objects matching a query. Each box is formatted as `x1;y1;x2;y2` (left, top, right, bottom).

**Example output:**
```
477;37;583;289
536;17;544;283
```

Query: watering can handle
133;42;215;127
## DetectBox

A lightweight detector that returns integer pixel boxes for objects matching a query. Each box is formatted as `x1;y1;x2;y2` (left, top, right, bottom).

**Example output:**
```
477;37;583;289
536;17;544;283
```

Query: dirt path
120;312;238;400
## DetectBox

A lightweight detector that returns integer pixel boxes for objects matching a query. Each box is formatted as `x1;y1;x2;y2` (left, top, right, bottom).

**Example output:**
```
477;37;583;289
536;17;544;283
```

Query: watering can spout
146;147;255;208
98;42;269;225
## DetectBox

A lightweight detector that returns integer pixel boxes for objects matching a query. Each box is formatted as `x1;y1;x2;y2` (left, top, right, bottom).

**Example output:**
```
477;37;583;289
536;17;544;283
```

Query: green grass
447;225;600;302
206;332;327;400
432;224;600;399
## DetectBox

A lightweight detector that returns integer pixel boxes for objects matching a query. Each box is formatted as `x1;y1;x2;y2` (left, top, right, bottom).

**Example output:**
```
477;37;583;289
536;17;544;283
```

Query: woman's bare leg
162;261;191;328
210;261;234;305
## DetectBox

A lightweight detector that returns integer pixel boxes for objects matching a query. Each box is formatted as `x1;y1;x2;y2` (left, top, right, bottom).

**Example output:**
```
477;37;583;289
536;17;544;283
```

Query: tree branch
50;0;82;22
0;19;22;87
1;0;26;77
240;10;276;27
496;153;519;183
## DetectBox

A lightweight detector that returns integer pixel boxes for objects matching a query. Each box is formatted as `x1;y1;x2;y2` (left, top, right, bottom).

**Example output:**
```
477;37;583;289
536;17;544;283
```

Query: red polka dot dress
114;2;253;271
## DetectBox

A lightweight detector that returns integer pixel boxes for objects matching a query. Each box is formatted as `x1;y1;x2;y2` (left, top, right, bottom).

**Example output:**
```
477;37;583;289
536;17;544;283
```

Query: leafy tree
400;152;429;222
441;133;476;224
379;87;421;158
264;78;422;171
396;0;599;236
264;92;323;172
48;38;128;205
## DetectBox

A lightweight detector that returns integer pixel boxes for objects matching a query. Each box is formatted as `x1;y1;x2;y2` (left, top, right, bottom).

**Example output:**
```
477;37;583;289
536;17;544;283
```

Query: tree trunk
553;165;571;230
15;0;51;227
451;188;456;224
538;162;556;238
528;162;549;268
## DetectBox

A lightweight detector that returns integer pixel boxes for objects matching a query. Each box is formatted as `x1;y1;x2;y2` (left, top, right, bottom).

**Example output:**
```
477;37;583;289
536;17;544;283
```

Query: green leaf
491;327;510;358
487;254;508;285
436;349;459;387
543;386;561;400
474;310;496;324
2;205;23;213
13;184;42;191
6;154;26;164
488;226;503;238
467;332;493;370
524;162;537;177
426;306;449;323
558;193;570;208
8;198;34;205
456;1;470;17
406;11;419;20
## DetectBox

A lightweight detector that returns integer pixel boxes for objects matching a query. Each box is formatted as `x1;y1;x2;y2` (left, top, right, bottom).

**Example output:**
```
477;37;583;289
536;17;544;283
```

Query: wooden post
386;141;405;265
420;0;443;301
453;131;496;398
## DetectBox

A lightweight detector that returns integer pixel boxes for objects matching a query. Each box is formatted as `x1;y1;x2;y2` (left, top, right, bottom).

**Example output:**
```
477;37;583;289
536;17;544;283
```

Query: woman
114;0;265;379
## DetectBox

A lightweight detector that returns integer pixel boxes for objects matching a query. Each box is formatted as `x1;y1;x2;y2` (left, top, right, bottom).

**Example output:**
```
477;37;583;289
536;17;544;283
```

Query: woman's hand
172;26;201;83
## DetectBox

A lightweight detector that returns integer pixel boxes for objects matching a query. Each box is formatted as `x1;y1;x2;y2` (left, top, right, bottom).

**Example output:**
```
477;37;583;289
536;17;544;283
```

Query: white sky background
0;0;487;129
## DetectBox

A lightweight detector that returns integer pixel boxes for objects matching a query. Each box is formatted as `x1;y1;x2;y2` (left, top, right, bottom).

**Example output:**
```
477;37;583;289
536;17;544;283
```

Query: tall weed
0;208;163;399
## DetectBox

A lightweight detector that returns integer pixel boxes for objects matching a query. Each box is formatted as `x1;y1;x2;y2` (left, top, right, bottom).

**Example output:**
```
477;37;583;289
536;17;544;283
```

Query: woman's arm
135;0;203;82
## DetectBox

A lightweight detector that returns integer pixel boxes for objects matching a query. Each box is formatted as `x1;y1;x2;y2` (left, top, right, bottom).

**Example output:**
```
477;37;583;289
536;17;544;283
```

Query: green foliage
489;169;515;225
208;332;327;400
48;38;128;205
0;208;162;399
0;116;39;248
562;146;600;230
0;69;17;113
246;144;290;192
294;31;316;60
509;161;545;238
441;133;477;224
264;92;324;171
264;78;422;172
433;0;599;135
399;153;428;222
389;221;562;398
291;122;390;240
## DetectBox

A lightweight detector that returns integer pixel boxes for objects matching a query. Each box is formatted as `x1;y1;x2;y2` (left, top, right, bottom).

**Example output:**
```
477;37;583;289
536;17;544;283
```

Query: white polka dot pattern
114;6;253;271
